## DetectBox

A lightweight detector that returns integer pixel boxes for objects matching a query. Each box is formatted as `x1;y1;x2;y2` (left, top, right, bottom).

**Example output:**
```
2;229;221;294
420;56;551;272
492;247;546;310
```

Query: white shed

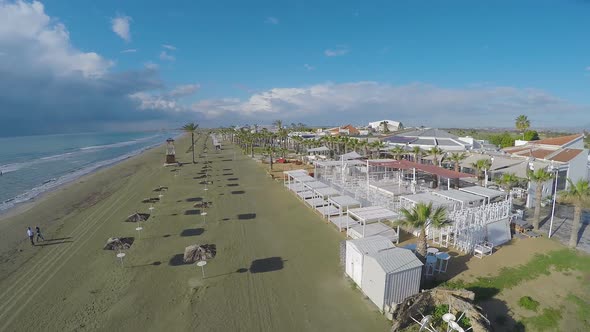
361;248;423;312
345;236;394;288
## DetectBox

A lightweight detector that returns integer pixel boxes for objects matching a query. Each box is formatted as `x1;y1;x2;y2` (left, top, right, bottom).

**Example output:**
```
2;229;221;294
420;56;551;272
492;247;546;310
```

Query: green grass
566;294;590;327
518;296;540;312
442;249;590;301
523;308;562;331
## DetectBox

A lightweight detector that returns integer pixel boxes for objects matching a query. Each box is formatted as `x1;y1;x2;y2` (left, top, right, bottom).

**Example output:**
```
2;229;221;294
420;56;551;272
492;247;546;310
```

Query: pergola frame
346;206;400;243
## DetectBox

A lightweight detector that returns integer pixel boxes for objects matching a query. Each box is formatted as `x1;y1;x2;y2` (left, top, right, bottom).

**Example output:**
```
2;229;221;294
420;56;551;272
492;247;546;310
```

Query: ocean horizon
0;130;181;213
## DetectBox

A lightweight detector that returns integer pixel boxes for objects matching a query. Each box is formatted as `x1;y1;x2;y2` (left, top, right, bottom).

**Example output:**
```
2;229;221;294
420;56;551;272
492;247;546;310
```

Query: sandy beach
0;134;389;331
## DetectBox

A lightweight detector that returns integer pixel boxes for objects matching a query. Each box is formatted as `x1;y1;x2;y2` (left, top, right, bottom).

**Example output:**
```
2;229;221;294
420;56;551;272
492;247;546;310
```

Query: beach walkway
0;134;389;331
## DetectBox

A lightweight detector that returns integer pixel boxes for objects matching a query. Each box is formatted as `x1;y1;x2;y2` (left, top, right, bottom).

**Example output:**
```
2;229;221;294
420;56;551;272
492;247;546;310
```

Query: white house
383;128;473;151
361;247;423;312
368;120;403;133
502;134;588;207
345;236;394;287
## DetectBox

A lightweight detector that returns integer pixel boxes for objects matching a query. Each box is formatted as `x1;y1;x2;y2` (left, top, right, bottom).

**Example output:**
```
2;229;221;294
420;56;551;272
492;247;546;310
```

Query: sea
0;131;180;213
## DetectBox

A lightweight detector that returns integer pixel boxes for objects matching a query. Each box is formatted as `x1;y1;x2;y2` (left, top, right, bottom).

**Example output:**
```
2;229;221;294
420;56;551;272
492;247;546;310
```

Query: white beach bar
399;192;459;211
431;189;485;209
459;186;508;204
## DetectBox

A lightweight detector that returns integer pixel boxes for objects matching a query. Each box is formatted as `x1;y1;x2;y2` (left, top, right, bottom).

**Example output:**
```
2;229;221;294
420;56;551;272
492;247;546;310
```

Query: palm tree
182;122;199;163
559;179;590;248
448;152;467;187
448;152;467;172
391;145;406;160
412;146;424;163
428;147;445;166
515;115;530;139
527;169;554;230
273;119;283;130
399;203;447;260
471;159;492;186
348;138;359;152
496;173;521;191
370;141;386;159
380;121;390;133
428;147;445;188
263;146;276;170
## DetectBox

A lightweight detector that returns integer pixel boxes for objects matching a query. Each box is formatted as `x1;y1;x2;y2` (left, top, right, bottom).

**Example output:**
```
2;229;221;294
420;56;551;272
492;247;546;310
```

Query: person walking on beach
26;227;35;246
35;226;45;242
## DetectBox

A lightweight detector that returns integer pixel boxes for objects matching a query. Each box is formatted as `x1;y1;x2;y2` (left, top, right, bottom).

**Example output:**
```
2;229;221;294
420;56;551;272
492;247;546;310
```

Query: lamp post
548;165;559;238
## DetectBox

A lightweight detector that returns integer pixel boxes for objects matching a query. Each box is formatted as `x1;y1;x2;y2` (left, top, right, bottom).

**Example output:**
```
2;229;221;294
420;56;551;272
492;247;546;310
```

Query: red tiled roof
532;134;583;147
369;160;475;179
503;146;531;153
513;148;555;159
549;149;584;163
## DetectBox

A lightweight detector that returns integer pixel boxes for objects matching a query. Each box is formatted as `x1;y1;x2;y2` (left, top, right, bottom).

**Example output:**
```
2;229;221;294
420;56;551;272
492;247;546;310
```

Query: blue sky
1;0;589;135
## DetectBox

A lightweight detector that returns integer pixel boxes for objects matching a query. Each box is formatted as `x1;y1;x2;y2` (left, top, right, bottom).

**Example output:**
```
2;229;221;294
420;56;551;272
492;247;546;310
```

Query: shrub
518;296;540;312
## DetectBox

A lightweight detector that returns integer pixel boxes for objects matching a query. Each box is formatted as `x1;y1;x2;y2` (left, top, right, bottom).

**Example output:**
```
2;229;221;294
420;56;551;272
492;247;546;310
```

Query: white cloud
111;14;131;42
265;16;279;24
168;84;200;98
185;82;587;127
130;84;200;112
159;50;175;61
0;0;112;77
121;48;137;53
130;91;181;112
303;64;315;71
324;48;349;57
162;44;176;50
144;61;158;70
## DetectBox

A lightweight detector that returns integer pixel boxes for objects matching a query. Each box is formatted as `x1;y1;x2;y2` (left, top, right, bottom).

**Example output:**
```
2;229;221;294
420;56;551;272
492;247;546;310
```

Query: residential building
368;120;403;133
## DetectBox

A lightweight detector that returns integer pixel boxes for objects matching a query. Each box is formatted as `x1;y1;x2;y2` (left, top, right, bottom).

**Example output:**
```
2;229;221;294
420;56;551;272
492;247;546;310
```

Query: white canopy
347;223;399;242
307;146;330;152
341;151;363;160
314;186;340;198
459;186;507;202
294;175;316;183
314;160;365;167
431;189;485;207
329;195;361;209
305;181;329;189
399;192;456;207
348;206;398;223
284;169;309;177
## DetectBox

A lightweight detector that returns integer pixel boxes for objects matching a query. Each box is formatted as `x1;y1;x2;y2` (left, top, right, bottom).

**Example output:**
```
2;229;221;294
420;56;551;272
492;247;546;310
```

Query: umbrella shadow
249;257;285;273
35;240;73;247
237;213;256;220
180;228;205;237
169;254;191;266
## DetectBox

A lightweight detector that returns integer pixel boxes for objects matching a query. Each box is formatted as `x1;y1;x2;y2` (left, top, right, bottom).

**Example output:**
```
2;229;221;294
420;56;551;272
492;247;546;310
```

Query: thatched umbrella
104;237;135;250
183;244;217;263
126;212;149;222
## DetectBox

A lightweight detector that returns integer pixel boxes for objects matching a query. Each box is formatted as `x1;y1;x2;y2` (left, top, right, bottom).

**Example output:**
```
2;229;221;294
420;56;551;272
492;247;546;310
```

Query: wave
0;140;164;212
0;134;164;174
79;134;159;151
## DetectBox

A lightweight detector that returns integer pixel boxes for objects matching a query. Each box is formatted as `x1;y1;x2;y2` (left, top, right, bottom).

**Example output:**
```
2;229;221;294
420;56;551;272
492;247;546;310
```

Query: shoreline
0;133;184;221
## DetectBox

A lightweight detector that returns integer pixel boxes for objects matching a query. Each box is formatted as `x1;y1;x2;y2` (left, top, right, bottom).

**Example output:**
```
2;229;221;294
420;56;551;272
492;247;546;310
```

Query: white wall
345;244;365;287
566;149;589;183
383;268;422;306
361;257;387;310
